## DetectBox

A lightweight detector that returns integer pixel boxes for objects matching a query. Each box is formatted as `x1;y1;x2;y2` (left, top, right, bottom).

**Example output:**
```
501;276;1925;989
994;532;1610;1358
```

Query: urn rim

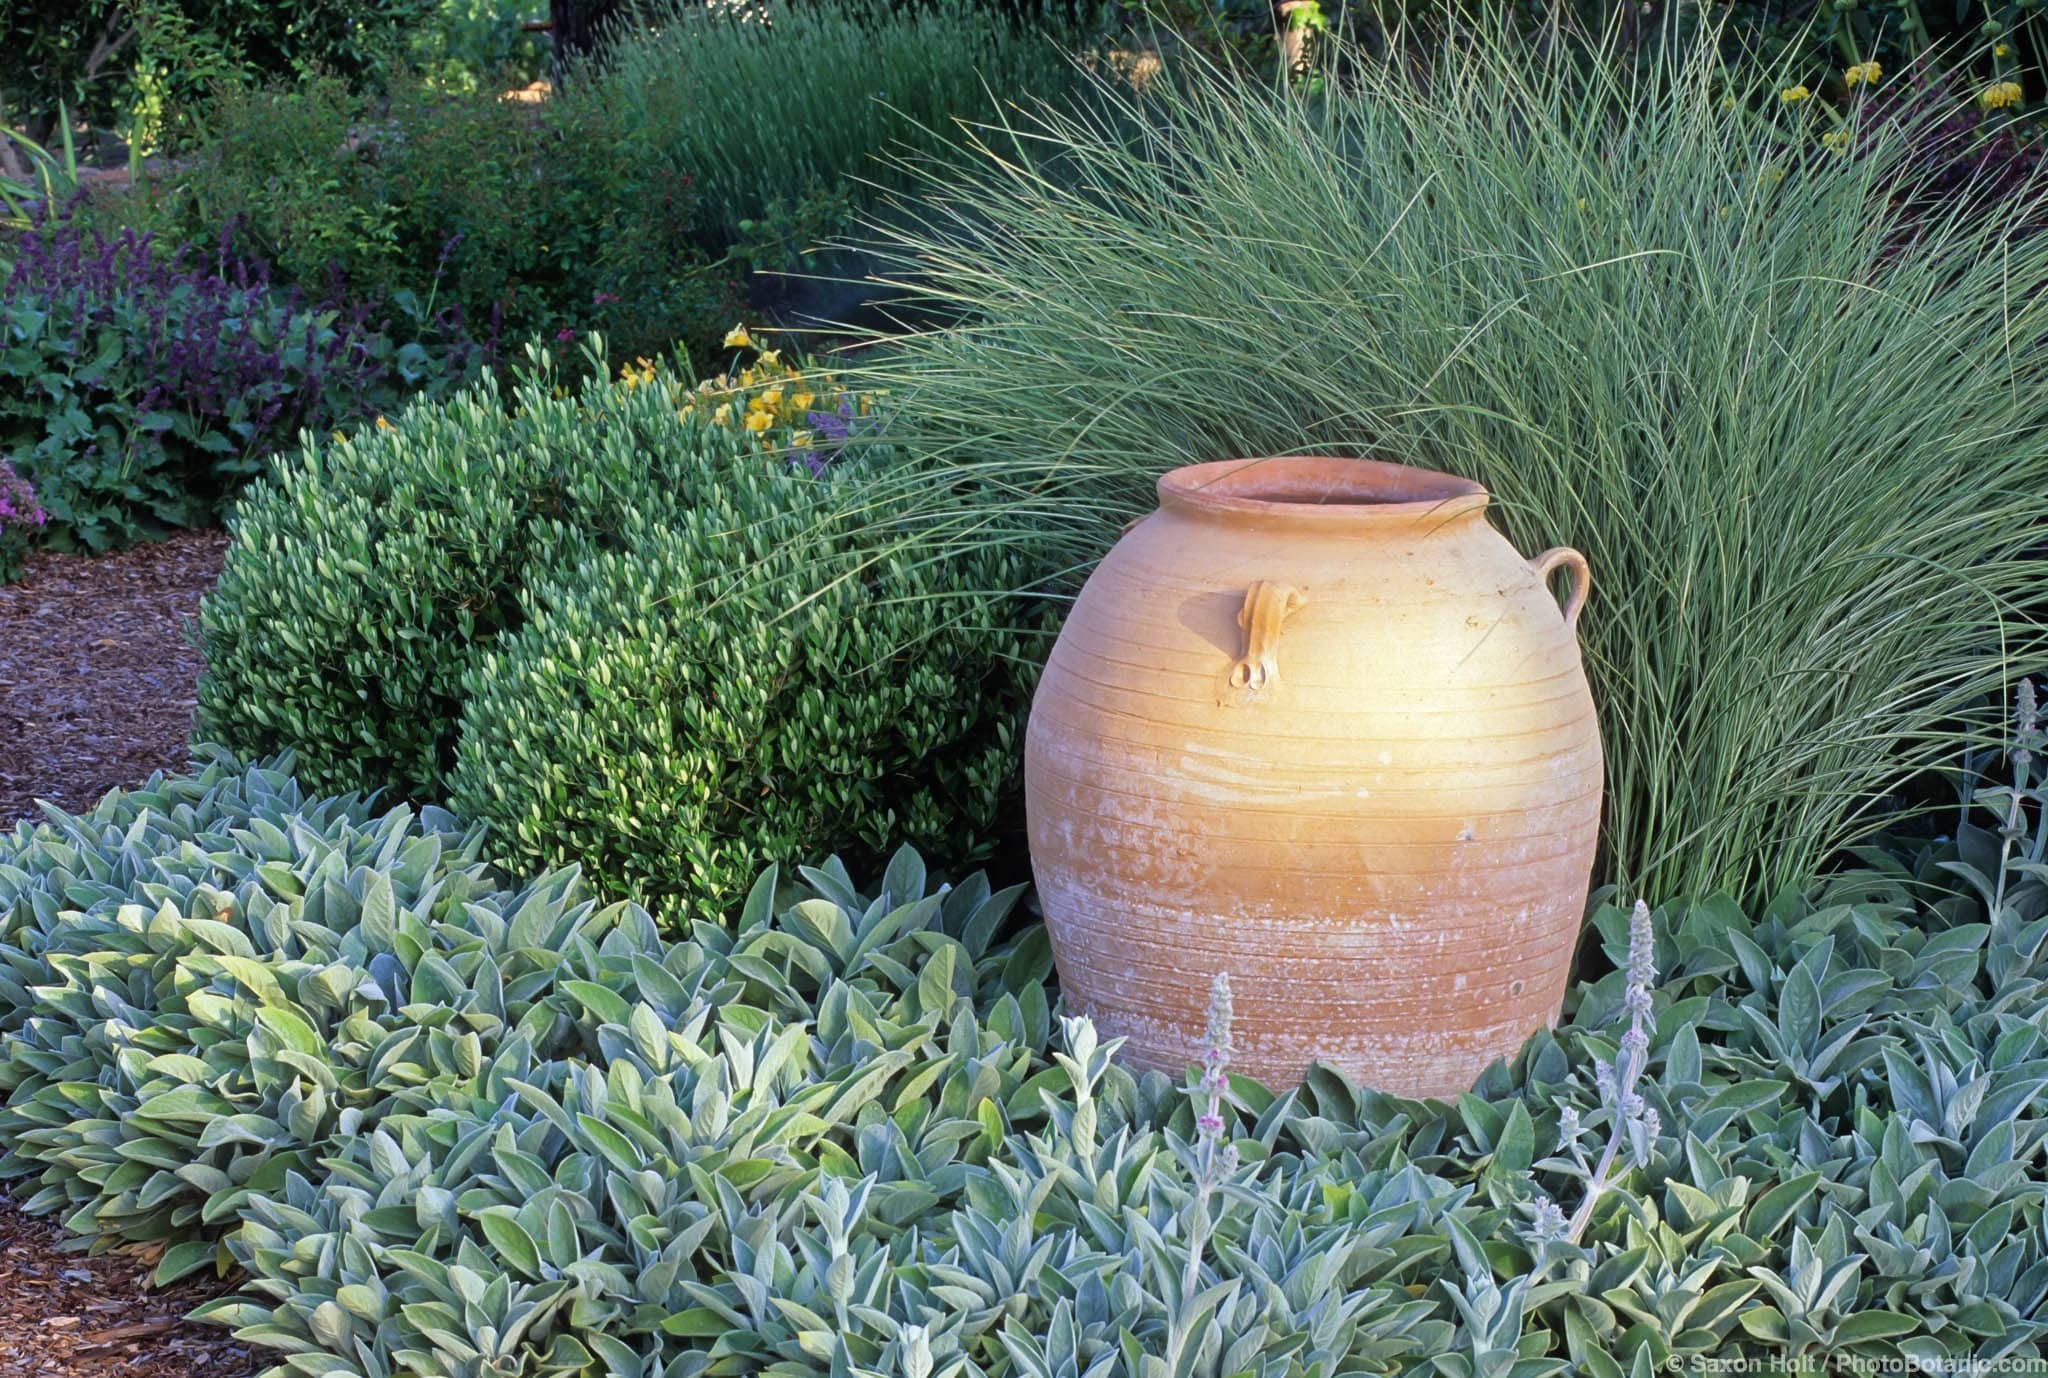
1158;456;1489;528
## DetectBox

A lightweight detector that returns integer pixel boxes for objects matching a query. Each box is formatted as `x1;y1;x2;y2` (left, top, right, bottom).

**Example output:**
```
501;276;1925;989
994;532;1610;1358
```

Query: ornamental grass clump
587;0;1103;252
846;15;2048;901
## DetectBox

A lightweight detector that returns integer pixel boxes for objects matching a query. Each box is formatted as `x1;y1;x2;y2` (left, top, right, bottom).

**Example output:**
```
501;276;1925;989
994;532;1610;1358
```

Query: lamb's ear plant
17;742;2048;1370
841;9;2048;902
0;778;660;1280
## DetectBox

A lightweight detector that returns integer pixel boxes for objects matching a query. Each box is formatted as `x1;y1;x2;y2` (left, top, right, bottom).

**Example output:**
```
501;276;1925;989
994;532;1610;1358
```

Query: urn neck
1157;457;1488;533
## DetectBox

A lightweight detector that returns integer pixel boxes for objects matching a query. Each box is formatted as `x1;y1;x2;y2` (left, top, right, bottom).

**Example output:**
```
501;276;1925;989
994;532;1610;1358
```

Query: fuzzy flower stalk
1988;679;2044;918
1528;900;1661;1247
1180;971;1239;1299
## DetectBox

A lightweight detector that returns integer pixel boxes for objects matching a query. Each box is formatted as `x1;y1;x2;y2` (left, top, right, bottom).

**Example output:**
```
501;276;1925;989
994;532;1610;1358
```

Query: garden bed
2;4;2046;1373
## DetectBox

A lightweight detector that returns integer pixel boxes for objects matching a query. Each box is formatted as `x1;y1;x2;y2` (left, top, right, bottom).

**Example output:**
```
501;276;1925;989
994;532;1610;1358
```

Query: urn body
1023;456;1603;1097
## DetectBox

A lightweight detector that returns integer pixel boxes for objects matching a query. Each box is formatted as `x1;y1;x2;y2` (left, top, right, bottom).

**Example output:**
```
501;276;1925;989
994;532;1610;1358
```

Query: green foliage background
0;0;437;142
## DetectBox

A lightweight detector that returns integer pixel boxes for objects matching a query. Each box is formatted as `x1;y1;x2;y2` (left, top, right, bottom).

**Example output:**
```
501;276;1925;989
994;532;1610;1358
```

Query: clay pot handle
1231;581;1306;690
1529;547;1591;635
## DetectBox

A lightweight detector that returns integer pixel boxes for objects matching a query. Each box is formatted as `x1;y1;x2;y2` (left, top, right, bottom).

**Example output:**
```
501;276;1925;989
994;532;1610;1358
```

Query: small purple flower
1593;1058;1618;1104
0;459;48;573
1195;1112;1224;1139
807;407;851;445
3;203;482;545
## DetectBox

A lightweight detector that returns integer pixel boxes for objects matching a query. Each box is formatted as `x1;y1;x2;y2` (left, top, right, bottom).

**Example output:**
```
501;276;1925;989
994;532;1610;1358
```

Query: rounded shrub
198;347;1038;920
452;464;1037;923
197;370;593;799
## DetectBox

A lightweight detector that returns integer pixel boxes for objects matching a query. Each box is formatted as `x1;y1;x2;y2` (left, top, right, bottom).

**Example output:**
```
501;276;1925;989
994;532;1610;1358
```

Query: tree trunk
549;0;629;83
0;130;29;183
1275;1;1313;79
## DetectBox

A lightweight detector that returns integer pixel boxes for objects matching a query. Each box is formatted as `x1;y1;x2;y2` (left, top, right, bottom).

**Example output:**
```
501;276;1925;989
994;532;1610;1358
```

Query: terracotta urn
1024;456;1603;1098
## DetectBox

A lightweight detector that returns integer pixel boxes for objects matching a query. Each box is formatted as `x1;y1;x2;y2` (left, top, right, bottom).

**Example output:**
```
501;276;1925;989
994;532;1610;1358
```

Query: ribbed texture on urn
1024;456;1603;1098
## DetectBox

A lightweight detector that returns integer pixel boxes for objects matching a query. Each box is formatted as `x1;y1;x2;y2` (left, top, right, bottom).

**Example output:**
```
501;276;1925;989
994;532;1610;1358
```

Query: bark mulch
0;529;229;828
0;1196;258;1378
1;530;258;1376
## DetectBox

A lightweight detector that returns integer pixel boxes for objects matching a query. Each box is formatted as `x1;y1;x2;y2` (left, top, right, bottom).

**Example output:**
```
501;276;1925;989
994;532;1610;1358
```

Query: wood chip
0;529;228;828
0;1192;259;1376
1;534;260;1376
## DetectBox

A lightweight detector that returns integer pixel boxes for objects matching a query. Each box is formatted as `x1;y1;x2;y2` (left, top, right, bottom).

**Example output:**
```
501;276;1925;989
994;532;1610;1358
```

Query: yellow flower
1574;197;1588;211
790;431;813;449
723;325;753;349
713;402;733;424
1844;60;1881;88
1780;84;1811;103
759;349;782;367
1983;80;2024;110
1822;129;1850;151
1995;43;2009;57
1721;96;1735;109
375;415;394;430
743;410;772;432
791;392;815;411
760;387;785;410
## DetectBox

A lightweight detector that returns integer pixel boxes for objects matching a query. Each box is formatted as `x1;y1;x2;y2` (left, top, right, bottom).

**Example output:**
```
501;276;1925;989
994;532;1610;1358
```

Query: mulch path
0;1196;257;1378
1;530;257;1376
0;529;229;828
